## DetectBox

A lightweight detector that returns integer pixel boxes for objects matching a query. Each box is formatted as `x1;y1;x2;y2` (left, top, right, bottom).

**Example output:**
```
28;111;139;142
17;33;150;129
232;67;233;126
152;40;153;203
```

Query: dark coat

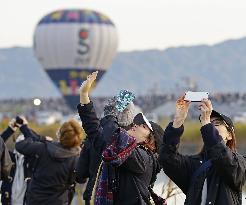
76;137;102;202
1;127;15;205
77;102;161;205
160;122;246;205
0;127;39;205
101;115;161;205
76;102;105;202
15;125;80;205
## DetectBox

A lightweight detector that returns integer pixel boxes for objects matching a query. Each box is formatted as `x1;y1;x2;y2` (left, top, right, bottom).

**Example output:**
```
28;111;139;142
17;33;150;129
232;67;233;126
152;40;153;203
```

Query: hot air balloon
33;9;118;109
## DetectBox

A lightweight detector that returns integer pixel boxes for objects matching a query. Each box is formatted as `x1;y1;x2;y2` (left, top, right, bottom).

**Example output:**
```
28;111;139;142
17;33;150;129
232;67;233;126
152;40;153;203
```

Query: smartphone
184;91;209;102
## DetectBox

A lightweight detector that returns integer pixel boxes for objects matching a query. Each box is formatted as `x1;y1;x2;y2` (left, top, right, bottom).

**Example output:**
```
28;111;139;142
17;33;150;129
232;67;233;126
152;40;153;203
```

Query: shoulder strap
148;151;167;205
147;151;160;186
190;159;212;185
67;156;79;187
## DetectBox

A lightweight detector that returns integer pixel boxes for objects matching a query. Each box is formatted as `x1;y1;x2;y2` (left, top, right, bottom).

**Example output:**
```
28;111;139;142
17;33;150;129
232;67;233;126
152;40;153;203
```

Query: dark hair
200;120;237;153
141;131;156;153
225;126;236;152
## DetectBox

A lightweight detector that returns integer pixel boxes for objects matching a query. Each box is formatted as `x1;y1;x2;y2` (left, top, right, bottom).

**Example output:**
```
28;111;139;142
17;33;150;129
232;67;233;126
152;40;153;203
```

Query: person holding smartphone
159;95;246;204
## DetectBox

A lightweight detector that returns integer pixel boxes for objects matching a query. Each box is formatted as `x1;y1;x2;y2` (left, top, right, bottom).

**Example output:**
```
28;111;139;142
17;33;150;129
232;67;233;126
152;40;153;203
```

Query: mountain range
1;37;246;100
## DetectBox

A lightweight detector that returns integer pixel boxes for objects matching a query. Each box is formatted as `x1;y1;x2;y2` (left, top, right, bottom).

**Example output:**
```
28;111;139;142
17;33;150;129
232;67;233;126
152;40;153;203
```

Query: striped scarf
95;129;137;205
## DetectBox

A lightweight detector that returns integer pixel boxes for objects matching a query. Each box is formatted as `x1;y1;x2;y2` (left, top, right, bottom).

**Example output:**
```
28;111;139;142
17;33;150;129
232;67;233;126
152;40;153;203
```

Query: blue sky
1;0;246;51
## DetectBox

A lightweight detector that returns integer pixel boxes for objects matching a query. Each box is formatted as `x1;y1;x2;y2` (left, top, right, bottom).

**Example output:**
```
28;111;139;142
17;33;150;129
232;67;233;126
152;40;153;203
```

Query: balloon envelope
33;9;118;109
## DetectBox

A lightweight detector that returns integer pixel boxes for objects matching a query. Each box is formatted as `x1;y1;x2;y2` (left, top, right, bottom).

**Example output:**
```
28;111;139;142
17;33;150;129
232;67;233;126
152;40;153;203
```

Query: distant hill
1;37;246;100
93;37;246;96
0;47;60;99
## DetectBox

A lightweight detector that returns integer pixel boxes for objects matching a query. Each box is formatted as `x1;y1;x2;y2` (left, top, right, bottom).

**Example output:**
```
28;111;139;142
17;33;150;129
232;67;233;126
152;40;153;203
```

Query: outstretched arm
0;118;17;142
15;117;45;156
160;95;193;194
77;71;106;152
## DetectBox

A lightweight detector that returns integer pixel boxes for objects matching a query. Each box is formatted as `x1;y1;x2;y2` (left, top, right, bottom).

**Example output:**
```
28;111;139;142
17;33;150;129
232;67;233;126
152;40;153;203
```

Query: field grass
159;118;246;144
0;118;245;145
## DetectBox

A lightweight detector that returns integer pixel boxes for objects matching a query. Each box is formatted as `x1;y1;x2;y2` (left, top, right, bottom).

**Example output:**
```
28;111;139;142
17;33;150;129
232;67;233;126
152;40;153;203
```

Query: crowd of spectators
0;92;246;122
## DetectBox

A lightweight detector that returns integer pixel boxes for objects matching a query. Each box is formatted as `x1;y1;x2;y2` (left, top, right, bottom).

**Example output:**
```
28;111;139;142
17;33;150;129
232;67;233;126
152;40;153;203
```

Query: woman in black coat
15;117;82;205
160;95;246;205
77;71;165;205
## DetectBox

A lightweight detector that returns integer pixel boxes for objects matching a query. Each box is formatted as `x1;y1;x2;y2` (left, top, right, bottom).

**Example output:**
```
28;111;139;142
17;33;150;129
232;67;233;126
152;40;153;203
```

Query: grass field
1;118;246;144
159;118;246;144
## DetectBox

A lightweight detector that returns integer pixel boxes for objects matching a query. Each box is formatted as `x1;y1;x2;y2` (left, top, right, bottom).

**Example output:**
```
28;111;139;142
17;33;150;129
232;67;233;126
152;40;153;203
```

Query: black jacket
0;127;40;205
76;102;106;202
160;122;246;205
77;102;161;205
101;115;161;205
0;127;13;203
15;125;80;205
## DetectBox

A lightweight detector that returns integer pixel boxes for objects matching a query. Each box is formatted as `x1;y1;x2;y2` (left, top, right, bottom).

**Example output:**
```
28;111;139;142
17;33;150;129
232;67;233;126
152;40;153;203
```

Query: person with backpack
15;116;82;205
160;95;246;204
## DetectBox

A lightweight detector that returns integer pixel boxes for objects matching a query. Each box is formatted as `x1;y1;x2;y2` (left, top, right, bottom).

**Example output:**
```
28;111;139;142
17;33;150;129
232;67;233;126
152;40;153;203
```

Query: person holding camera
15;116;82;205
1;118;27;205
0;117;53;205
159;95;246;205
77;71;165;205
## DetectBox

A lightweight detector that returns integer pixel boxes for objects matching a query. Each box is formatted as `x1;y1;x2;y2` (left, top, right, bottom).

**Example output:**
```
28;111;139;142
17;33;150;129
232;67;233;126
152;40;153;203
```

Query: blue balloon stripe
64;95;83;110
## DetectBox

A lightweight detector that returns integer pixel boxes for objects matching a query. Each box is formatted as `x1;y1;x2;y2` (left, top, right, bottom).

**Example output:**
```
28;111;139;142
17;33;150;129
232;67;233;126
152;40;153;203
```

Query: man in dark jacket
0;118;53;205
15;117;82;205
160;96;246;205
1;119;25;205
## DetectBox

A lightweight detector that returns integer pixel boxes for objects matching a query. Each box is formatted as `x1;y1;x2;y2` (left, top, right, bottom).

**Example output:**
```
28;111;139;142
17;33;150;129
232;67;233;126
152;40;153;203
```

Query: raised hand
80;71;98;94
15;116;28;127
173;95;191;128
199;99;213;126
8;118;17;131
79;71;98;104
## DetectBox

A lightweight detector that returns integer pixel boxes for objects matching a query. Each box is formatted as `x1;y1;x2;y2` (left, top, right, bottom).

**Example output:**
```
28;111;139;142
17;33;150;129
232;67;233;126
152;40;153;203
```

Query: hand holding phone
184;91;209;102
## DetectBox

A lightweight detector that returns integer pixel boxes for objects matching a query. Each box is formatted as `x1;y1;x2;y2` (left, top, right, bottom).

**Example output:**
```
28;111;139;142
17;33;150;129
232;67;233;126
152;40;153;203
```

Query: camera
15;116;24;125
